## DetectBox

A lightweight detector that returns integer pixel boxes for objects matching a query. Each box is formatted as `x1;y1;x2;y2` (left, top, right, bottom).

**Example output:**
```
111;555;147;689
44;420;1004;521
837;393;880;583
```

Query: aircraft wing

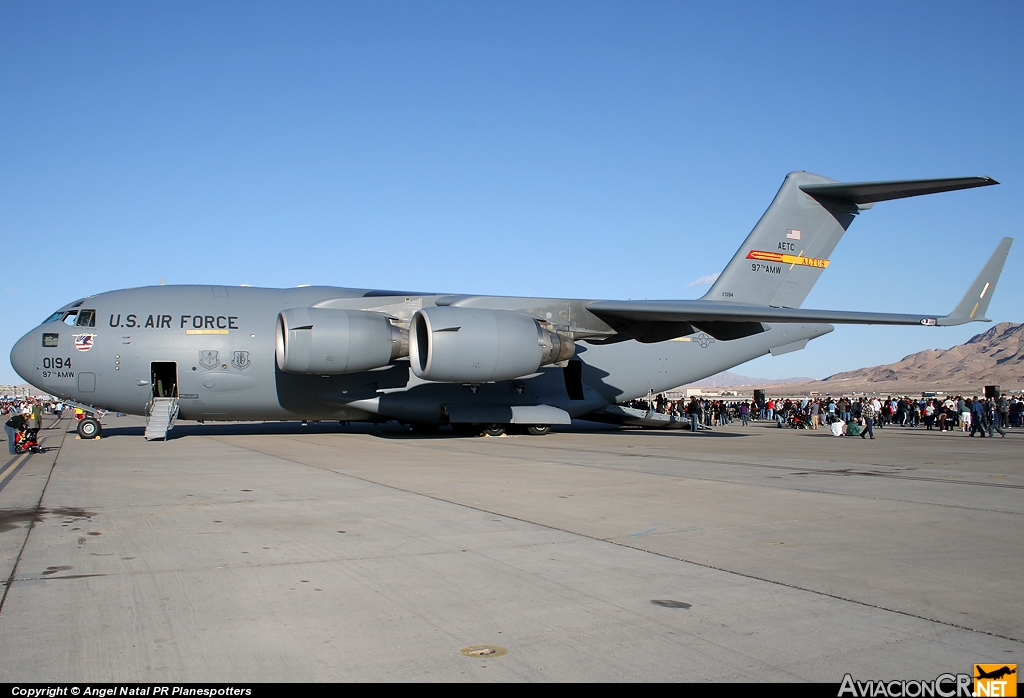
588;300;947;326
587;237;1012;340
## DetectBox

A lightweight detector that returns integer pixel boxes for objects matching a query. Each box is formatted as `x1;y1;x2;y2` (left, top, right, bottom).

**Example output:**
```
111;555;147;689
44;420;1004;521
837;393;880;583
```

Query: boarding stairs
145;397;179;441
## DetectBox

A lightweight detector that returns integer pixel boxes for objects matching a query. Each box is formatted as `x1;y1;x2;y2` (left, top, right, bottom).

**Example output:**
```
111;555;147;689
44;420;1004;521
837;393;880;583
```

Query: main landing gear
444;423;552;437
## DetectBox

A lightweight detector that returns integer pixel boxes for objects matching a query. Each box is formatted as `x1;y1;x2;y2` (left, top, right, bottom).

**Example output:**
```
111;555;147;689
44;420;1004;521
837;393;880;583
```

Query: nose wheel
77;417;102;439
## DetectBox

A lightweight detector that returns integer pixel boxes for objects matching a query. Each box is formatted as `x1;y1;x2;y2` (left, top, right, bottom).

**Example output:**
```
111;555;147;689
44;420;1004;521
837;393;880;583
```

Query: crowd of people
623;393;1023;438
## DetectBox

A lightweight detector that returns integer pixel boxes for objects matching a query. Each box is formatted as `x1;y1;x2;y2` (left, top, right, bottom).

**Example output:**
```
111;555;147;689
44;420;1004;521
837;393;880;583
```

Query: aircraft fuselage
10;284;831;426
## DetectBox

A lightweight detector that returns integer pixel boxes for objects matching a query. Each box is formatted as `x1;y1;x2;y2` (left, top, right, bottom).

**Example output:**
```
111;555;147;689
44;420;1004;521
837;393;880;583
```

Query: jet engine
409;306;574;382
276;307;408;374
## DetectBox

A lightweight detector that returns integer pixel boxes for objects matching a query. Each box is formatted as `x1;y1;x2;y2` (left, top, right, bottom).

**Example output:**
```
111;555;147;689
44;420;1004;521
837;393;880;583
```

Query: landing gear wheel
482;423;506;437
78;418;101;439
525;424;551;436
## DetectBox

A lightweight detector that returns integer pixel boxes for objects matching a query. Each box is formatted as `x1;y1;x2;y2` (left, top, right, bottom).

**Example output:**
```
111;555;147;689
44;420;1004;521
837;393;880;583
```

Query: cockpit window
44;299;87;324
76;309;96;327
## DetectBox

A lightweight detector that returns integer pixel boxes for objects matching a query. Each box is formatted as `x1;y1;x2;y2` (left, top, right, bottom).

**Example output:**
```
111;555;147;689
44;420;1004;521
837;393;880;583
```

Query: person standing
986;398;1006;438
969;398;987;437
687;397;700;433
924;400;935;430
958;397;971;432
860;399;876;439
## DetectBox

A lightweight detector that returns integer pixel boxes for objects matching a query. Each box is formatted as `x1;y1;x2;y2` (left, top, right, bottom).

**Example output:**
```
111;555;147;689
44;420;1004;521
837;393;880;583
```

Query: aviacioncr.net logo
838;673;973;698
974;665;1017;697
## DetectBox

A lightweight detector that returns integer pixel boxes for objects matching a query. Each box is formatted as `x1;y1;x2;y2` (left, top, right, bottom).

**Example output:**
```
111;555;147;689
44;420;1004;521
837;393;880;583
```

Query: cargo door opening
151;362;178;398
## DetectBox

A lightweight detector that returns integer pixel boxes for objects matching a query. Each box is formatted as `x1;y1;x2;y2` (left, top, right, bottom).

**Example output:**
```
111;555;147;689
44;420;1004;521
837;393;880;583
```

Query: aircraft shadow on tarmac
84;420;751;440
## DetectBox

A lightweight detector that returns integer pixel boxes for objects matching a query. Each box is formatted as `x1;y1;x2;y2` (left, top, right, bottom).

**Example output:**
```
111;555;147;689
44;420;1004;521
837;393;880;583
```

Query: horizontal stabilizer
800;176;998;204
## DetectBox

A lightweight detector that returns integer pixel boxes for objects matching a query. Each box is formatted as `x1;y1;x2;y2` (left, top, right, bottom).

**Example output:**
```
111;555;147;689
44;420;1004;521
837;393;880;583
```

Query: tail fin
703;172;998;308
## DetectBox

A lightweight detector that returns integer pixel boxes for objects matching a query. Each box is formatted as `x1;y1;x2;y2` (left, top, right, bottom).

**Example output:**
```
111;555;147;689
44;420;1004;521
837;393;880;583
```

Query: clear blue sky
2;1;1021;384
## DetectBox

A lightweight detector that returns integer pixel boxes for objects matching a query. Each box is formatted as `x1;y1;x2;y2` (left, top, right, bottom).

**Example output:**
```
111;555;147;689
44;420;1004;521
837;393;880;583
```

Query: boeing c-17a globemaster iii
9;172;1013;440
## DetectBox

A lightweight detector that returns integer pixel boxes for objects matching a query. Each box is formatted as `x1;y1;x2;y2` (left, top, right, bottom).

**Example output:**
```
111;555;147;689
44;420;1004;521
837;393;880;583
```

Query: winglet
937;237;1013;326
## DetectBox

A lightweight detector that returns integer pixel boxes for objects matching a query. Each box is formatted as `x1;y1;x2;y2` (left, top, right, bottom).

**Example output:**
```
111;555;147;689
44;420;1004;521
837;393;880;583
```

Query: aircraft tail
703;173;997;308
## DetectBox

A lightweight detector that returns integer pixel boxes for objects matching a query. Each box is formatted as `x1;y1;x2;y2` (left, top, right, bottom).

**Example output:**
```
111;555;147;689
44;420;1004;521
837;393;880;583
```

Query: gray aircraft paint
9;173;1010;432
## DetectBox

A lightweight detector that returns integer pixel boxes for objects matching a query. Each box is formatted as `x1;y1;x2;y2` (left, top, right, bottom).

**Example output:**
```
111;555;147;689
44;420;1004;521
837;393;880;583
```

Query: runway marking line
0;416;70;615
0;453;31;493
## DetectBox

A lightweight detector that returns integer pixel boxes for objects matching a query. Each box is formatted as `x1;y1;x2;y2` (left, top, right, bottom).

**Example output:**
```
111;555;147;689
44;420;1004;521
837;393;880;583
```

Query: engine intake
410;306;574;382
276;308;408;374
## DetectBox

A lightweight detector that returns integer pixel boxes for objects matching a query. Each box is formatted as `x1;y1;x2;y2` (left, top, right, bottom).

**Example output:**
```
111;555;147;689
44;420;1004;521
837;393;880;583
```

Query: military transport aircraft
9;172;1013;440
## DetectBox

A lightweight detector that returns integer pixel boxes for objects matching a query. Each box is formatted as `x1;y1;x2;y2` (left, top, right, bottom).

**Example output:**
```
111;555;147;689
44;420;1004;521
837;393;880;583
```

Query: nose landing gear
77;417;102;439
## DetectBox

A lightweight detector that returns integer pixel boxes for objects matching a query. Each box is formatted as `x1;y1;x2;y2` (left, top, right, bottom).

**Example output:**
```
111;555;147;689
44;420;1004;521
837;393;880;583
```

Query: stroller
15;427;42;454
788;411;809;429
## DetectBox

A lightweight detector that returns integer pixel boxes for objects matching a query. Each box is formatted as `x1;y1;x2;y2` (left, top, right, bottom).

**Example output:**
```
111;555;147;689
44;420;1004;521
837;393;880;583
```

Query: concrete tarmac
0;414;1020;682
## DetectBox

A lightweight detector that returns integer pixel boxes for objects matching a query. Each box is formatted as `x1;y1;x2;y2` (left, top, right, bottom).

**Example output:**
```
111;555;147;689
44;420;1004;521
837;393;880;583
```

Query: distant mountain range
693;322;1024;395
688;371;814;388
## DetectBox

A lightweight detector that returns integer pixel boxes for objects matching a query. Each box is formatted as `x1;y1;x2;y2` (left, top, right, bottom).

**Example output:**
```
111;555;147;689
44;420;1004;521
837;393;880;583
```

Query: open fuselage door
146;362;179;441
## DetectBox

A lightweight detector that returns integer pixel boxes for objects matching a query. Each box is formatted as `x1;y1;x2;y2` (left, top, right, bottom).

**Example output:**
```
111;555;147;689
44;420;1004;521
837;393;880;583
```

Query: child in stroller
15;427;42;454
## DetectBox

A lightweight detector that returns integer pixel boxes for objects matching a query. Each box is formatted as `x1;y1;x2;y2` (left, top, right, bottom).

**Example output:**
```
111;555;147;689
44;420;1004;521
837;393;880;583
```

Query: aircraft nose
10;331;37;382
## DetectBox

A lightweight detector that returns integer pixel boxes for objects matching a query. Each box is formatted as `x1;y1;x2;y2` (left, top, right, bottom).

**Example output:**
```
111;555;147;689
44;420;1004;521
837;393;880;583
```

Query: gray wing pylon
588;237;1013;339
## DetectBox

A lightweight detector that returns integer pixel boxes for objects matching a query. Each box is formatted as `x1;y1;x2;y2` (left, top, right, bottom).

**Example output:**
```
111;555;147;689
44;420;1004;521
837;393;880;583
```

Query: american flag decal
786;229;801;240
73;334;95;352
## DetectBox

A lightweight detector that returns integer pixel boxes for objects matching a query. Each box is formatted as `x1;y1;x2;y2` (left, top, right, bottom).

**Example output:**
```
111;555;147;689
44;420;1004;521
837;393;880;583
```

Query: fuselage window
42;333;59;348
62;311;79;325
76;309;96;327
44;311;65;324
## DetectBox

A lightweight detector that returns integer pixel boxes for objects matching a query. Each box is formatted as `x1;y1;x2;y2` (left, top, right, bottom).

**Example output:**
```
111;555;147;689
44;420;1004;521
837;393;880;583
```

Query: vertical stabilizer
703;172;999;308
703;172;854;308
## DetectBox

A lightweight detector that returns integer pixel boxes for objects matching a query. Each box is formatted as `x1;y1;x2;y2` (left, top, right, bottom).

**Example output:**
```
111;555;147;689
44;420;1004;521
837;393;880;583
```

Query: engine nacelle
276;307;407;374
410;306;574;382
